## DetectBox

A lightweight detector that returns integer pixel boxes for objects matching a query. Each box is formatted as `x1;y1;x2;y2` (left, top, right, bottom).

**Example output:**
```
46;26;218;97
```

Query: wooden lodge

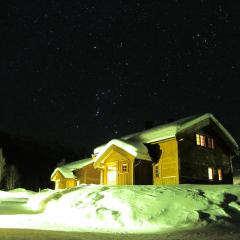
93;113;239;185
51;113;239;188
50;158;100;189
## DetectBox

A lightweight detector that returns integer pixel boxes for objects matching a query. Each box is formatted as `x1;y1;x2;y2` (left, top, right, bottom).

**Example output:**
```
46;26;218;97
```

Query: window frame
208;167;214;180
121;163;128;173
196;133;215;149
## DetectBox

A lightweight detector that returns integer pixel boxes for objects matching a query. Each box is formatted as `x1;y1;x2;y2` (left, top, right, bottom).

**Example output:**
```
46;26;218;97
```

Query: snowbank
0;185;240;233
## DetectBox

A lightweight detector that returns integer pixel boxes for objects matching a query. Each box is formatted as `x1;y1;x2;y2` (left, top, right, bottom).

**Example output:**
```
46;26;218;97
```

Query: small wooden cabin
93;113;239;185
51;158;100;189
93;140;152;185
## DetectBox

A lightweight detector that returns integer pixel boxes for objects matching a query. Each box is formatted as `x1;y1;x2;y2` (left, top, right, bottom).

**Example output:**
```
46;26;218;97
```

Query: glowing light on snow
27;197;41;211
1;185;240;233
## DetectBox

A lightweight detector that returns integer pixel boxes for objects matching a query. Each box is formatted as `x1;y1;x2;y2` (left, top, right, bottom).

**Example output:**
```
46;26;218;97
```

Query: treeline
0;131;86;191
0;149;20;190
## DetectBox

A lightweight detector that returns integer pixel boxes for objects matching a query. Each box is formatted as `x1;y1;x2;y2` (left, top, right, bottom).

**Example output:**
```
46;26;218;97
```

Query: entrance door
107;165;117;185
119;162;129;185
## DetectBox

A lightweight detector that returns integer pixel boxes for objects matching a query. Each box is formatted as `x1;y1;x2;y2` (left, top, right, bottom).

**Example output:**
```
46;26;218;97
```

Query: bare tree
0;148;6;187
6;164;20;190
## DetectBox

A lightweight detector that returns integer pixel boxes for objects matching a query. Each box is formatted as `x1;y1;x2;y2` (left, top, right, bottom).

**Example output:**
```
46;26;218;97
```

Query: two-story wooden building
93;113;239;185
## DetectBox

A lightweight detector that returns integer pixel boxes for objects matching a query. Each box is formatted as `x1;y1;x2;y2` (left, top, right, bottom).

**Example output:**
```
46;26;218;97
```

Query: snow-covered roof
94;139;152;163
124;113;238;148
51;158;94;179
94;113;239;157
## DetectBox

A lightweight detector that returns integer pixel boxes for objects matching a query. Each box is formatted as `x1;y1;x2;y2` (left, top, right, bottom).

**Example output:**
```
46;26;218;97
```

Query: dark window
207;137;215;149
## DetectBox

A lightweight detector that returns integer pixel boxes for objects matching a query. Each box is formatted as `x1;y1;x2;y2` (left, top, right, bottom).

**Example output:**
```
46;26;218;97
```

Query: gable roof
94;139;152;164
51;158;94;180
94;113;239;157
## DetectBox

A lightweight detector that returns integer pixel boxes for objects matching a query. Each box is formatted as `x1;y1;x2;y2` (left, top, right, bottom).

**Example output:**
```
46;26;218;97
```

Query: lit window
208;167;214;180
155;166;160;178
196;134;214;149
196;134;201;145
218;169;222;181
122;164;128;173
196;134;206;147
200;135;206;147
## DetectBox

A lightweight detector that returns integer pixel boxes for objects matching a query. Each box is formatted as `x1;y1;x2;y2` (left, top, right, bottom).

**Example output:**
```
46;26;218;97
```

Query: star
95;108;100;117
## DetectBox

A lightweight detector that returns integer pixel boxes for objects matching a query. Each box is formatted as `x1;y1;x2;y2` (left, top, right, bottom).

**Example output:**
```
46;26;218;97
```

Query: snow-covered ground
0;185;240;239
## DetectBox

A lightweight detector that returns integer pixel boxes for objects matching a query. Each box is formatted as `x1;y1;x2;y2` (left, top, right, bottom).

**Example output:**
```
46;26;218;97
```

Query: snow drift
0;185;240;233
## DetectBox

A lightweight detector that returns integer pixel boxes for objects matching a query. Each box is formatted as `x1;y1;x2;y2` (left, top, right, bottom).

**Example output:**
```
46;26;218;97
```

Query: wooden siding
178;125;233;184
51;164;100;189
64;179;77;188
51;170;77;189
153;138;179;185
74;163;100;184
95;145;135;185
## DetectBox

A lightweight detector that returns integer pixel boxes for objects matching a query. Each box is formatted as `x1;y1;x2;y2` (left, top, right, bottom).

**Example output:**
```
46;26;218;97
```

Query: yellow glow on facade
55;180;60;190
218;169;222;181
107;166;117;185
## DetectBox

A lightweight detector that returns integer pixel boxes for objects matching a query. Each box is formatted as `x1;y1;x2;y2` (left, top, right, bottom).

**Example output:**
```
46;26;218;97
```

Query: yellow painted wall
65;179;77;188
75;163;100;184
95;145;134;185
51;163;100;189
153;138;179;185
54;179;77;189
51;170;77;189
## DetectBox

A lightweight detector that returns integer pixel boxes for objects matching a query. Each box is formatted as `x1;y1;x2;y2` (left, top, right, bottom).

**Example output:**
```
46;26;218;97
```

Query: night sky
1;1;240;156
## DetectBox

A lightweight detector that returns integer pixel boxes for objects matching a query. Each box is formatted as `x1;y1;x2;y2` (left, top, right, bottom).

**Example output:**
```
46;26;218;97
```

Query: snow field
0;185;240;234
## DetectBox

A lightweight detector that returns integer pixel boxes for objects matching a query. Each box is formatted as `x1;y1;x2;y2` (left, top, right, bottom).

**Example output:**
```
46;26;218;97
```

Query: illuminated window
155;166;160;178
200;135;206;147
196;134;214;149
218;169;222;181
122;164;128;173
196;134;206;147
208;167;214;180
196;134;201;145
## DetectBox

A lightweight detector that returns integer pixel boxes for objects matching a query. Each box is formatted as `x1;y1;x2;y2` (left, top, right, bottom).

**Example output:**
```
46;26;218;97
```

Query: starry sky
0;0;240;155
